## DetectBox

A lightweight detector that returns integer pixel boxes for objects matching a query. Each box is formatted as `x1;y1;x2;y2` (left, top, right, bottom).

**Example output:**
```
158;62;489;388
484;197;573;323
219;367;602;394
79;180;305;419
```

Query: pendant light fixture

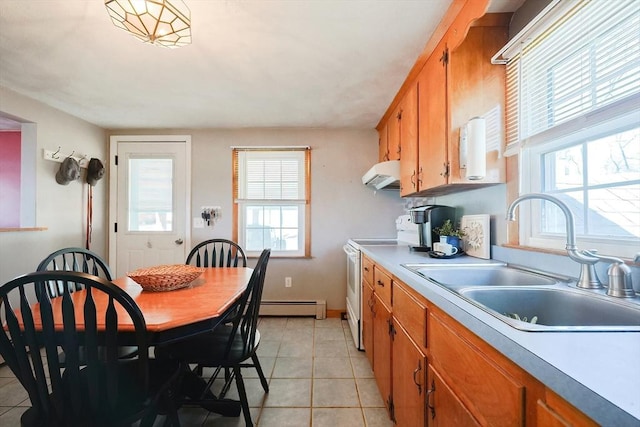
104;0;191;48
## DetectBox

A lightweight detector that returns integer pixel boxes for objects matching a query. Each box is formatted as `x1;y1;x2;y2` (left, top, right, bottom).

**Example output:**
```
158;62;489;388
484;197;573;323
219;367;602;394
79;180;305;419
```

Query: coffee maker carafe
408;205;455;251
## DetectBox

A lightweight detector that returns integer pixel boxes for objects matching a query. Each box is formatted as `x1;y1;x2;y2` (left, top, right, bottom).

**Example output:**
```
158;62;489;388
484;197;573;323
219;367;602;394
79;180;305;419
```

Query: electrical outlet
285;277;292;288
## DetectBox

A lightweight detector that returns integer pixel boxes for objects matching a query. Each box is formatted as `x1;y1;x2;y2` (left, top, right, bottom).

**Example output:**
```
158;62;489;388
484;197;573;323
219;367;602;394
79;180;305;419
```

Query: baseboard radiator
260;300;326;319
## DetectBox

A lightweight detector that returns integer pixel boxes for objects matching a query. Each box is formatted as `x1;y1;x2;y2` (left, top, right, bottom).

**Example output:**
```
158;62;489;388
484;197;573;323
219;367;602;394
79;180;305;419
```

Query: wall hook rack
43;148;94;169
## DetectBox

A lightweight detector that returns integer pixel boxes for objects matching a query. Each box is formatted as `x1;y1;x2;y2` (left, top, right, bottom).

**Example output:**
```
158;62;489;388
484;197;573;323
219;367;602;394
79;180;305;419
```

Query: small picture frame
461;214;490;259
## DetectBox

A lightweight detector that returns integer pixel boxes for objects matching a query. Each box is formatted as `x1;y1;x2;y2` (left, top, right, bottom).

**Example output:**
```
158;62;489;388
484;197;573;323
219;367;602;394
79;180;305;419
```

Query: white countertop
359;244;640;427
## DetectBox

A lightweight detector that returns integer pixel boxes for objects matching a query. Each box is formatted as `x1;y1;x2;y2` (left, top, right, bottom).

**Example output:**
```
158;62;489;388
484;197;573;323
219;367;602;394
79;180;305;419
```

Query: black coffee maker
408;205;455;251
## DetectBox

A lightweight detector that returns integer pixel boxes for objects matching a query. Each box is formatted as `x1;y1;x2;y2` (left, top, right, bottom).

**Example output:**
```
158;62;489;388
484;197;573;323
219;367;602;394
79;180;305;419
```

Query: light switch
193;217;204;228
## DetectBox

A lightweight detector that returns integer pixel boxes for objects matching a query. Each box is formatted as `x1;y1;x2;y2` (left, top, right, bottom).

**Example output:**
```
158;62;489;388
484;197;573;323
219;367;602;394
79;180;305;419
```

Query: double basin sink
402;263;640;332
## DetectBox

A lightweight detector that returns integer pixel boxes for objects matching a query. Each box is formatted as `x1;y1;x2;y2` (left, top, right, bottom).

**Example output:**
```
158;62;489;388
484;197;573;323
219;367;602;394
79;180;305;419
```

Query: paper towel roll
466;117;486;180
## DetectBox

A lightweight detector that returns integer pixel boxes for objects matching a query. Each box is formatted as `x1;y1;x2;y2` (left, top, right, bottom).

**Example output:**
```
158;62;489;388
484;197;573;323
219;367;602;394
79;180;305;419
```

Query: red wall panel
0;131;22;227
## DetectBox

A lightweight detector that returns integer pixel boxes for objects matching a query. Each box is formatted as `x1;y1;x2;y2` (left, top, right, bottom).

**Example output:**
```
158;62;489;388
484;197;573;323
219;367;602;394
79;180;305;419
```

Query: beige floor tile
315;318;344;328
258;407;311;427
314;340;349;358
313;357;354;379
312;408;365;427
0;406;29;426
256;340;281;357
286;317;316;329
350;356;374;379
315;327;347;342
312;378;360;407
363;407;394;427
356;378;386;407
0;378;29;407
272;357;313;378
263;378;312;407
279;340;314;357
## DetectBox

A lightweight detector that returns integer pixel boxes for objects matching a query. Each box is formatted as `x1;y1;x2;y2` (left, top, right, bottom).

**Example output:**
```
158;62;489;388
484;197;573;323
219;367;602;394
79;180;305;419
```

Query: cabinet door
399;83;419;196
378;122;389;162
362;281;374;367
373;294;392;414
430;313;525;426
393;322;427;427
388;105;401;161
428;365;481;427
418;45;449;190
536;392;599;427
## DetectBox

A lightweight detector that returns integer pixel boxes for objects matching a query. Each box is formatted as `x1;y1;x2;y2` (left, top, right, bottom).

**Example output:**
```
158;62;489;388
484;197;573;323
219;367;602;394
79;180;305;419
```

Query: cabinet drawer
362;256;374;286
393;281;427;349
430;313;525;426
373;266;392;308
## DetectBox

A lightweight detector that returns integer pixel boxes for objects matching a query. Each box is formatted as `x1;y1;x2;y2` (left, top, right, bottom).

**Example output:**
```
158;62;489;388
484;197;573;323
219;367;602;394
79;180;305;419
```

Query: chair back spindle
186;239;247;268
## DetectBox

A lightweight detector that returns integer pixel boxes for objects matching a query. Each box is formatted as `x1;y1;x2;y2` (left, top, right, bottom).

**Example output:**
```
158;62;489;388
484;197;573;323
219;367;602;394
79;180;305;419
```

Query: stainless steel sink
458;287;640;331
401;263;640;332
402;264;569;289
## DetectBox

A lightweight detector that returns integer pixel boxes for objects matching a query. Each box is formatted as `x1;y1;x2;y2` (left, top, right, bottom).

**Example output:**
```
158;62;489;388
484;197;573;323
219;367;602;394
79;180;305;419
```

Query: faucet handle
606;262;636;298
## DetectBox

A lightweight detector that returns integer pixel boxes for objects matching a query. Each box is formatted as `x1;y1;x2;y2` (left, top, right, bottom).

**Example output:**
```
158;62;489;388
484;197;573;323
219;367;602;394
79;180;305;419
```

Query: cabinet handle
417;166;423;186
426;379;436;420
364;267;370;272
413;360;423;395
439;162;450;178
377;280;385;287
410;170;416;188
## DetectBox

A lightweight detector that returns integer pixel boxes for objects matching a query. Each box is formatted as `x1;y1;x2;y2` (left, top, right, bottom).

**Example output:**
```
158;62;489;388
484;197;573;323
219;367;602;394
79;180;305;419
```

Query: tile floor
0;317;394;426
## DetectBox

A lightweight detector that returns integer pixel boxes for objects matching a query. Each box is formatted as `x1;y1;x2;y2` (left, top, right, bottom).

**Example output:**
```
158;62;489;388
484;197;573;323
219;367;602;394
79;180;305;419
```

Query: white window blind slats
505;0;640;155
239;152;305;200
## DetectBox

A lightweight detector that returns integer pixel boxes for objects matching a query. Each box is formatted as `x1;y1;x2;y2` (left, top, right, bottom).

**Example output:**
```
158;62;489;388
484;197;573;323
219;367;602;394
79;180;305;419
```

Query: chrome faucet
506;193;636;298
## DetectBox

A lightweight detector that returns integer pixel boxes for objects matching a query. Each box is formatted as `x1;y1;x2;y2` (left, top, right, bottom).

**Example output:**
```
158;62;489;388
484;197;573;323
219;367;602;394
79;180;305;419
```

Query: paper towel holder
459;116;486;180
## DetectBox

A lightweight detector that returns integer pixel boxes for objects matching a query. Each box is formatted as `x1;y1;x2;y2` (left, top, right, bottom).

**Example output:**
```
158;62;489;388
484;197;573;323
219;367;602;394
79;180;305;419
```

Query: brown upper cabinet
378;0;511;196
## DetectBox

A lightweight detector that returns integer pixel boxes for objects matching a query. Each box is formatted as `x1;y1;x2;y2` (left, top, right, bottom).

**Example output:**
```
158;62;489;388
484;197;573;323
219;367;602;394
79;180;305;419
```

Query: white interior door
108;136;191;277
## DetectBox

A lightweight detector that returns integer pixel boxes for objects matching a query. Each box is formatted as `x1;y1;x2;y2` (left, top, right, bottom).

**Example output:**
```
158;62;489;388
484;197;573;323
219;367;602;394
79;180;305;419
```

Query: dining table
110;267;254;345
26;267;255;417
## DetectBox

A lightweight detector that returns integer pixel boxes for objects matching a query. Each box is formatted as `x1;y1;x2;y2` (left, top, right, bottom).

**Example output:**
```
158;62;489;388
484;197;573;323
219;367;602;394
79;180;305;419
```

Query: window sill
500;244;639;266
0;227;48;232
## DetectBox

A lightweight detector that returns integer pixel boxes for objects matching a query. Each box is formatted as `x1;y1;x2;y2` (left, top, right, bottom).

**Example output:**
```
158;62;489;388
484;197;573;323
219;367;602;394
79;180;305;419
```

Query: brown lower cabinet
361;256;598;427
427;365;480;426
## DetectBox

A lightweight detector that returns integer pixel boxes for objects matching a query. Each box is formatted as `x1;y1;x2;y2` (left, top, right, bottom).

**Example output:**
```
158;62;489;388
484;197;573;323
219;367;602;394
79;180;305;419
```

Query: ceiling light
104;0;191;48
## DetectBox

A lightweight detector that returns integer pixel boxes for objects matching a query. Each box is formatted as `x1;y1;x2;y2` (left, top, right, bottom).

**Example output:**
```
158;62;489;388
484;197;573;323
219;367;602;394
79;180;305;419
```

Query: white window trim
520;104;640;259
234;147;310;258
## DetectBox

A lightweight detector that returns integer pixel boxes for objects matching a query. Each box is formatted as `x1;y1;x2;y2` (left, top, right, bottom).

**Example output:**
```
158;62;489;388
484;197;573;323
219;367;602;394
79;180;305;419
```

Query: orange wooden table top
31;268;253;344
113;267;253;333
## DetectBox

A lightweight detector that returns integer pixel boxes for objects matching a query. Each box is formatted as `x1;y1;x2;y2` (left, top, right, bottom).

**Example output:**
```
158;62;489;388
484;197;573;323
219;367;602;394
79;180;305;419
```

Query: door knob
175;238;184;245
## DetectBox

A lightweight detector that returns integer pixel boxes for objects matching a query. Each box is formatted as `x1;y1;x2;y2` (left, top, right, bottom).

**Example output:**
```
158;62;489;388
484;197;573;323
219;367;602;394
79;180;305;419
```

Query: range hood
362;160;400;190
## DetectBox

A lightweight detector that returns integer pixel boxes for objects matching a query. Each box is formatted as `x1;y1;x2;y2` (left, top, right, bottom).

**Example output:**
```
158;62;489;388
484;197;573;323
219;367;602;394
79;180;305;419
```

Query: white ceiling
0;0;520;131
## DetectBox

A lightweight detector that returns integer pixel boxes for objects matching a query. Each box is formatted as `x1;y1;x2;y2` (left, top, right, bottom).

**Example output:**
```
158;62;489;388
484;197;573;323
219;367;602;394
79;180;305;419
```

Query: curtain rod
230;146;310;150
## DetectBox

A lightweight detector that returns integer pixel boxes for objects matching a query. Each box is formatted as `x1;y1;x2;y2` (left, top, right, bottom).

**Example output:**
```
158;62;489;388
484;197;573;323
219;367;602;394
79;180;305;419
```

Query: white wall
107;128;404;311
0;87;108;284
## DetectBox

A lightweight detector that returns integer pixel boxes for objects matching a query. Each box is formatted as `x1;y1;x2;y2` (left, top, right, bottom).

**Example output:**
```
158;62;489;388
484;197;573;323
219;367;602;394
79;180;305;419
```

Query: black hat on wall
86;158;105;186
55;157;81;185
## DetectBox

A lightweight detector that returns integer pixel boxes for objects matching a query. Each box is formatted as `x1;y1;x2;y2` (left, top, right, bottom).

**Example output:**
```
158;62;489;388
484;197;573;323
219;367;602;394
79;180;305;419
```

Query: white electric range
343;238;398;350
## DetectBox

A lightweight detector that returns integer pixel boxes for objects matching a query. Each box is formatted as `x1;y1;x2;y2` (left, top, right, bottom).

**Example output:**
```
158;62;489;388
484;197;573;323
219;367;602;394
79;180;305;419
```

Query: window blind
504;0;640;155
235;148;308;201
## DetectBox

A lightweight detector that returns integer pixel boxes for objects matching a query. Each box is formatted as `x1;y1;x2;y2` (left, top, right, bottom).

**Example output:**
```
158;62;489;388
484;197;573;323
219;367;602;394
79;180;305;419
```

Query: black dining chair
156;249;271;427
0;271;182;427
36;247;113;298
186;239;247;268
185;239;268;387
37;247;138;361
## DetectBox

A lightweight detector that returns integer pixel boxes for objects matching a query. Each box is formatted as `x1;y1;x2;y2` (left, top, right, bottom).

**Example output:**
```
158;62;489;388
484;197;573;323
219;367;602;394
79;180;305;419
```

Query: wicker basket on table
127;264;205;292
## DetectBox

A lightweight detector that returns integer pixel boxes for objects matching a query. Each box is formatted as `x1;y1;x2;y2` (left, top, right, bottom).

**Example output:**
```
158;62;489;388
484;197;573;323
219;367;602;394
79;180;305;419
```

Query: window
503;0;640;258
233;147;310;257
